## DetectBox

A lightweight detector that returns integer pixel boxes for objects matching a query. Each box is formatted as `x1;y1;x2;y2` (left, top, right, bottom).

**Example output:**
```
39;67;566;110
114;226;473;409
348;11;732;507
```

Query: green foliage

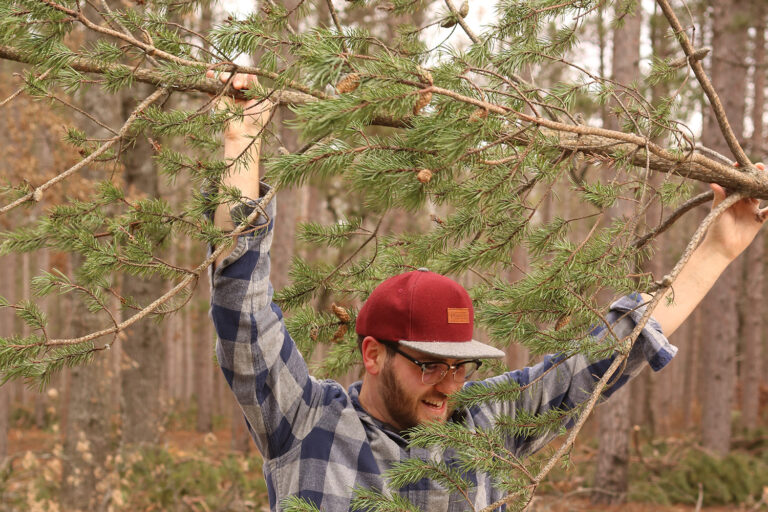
0;0;723;509
351;488;421;512
385;457;472;496
116;446;267;509
282;496;324;512
634;450;768;506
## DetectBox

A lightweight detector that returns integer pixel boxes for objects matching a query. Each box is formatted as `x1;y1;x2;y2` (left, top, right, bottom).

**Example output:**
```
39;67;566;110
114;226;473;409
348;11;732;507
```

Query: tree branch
633;191;714;250
0;87;169;215
43;187;278;347
656;0;751;167
482;191;746;512
37;0;327;99
445;0;479;44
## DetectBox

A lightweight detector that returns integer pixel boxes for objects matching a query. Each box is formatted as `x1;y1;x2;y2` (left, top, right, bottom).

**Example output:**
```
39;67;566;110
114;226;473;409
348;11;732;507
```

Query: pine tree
1;0;766;509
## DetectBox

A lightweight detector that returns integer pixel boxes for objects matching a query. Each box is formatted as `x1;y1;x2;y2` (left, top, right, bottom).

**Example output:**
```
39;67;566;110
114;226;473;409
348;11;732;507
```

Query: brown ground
6;428;760;511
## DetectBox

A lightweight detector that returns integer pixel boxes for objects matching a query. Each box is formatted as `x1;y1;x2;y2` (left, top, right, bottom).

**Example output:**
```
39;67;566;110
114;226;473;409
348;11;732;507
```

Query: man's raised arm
206;71;273;265
646;166;768;336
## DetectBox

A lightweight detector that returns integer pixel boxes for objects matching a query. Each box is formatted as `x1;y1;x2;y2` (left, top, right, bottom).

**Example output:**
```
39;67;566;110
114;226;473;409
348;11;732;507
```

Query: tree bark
751;9;766;157
119;86;166;446
61;256;112;511
592;4;642;505
740;231;763;431
0;253;14;461
194;293;214;433
700;0;749;455
740;6;766;432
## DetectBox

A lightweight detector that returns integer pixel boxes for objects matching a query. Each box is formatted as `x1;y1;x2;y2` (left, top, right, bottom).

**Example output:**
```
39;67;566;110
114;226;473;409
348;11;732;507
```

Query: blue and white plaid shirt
210;188;677;511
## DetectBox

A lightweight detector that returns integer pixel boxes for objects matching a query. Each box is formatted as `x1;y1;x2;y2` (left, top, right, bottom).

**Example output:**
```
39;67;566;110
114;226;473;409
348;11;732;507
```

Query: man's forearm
209;72;273;264
643;240;733;337
213;129;264;230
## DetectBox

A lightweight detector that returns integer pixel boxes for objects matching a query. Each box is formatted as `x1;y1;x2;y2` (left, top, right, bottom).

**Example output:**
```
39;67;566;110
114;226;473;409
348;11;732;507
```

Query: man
207;72;767;511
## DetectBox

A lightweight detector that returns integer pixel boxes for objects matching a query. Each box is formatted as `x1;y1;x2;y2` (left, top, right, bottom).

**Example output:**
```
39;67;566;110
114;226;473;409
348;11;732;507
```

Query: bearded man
207;72;768;511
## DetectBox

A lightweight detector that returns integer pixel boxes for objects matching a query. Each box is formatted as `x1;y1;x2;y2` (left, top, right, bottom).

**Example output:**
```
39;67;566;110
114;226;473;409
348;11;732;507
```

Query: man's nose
433;372;462;394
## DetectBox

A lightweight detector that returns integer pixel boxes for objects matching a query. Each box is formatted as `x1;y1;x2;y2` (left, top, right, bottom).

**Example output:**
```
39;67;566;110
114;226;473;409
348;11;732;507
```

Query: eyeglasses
379;340;482;385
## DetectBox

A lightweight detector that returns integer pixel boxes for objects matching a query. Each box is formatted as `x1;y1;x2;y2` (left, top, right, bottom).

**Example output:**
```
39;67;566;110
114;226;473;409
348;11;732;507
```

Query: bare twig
694;144;734;166
0;69;51;109
325;0;348;54
0;87;25;109
0;87;170;215
481;192;745;512
656;0;750;167
633;191;714;249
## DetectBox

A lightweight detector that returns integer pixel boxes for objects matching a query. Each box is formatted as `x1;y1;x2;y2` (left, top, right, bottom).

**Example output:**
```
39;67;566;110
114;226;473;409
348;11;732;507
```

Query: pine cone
441;18;457;28
413;90;433;115
468;108;488;122
440;1;468;27
555;315;571;331
331;324;348;343
309;326;319;341
417;169;433;184
336;73;360;94
331;303;351;323
459;0;469;17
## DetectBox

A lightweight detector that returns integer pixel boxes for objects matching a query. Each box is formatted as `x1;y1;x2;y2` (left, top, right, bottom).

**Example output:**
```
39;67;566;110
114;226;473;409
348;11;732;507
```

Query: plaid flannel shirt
210;188;677;511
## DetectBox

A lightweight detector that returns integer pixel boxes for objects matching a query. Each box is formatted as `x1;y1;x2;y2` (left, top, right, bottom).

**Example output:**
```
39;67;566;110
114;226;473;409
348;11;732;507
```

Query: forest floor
5;425;767;511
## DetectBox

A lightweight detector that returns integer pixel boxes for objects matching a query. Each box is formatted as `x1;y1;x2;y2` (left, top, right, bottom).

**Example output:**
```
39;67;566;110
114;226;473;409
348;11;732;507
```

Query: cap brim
398;339;506;360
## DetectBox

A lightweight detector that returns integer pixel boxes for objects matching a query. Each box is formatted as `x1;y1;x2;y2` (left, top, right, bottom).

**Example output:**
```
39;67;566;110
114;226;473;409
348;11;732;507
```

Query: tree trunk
638;2;679;438
700;0;749;455
34;250;50;429
740;6;766;432
740;231;763;431
195;294;214;432
119;87;166;446
751;8;765;157
0;253;14;461
230;396;252;453
592;4;642;504
59;22;120;502
61;256;112;511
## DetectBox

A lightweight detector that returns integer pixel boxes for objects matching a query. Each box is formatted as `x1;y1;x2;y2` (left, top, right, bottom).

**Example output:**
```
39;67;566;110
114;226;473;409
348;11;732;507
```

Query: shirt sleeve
209;186;327;460
467;293;677;458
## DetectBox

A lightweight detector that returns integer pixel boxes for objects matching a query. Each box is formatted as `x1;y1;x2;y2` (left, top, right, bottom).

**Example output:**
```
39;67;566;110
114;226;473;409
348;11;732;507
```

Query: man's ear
361;336;386;375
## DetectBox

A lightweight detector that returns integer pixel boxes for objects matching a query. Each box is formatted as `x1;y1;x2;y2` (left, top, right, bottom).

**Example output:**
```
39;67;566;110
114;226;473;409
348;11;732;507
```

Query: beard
379;358;454;431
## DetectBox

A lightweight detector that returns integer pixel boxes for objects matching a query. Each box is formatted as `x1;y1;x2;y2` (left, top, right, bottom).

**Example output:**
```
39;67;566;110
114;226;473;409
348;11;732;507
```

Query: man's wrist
694;237;735;272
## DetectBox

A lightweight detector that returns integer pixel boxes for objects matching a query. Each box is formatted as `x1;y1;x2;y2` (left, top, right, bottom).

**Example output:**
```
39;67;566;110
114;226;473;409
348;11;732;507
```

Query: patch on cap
447;308;470;324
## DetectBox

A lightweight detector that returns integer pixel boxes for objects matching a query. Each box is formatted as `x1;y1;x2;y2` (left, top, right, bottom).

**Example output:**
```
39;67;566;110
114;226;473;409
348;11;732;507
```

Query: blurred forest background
1;0;768;510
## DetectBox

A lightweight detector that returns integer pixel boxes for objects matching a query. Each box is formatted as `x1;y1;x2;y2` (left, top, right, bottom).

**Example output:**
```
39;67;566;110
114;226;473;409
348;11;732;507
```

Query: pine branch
1;46;765;195
0;44;315;105
37;0;326;98
0;86;169;216
41;187;277;348
479;192;746;512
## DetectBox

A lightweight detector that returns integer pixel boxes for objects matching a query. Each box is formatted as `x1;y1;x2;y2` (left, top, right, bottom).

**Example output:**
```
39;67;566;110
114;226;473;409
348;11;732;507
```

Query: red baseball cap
355;269;505;359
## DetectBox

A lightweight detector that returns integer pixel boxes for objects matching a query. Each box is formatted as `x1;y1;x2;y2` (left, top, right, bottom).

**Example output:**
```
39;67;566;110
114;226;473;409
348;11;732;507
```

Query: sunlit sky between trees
216;0;716;138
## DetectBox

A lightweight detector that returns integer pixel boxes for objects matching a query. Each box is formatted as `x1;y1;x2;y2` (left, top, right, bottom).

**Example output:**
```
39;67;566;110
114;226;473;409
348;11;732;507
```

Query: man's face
377;347;464;431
